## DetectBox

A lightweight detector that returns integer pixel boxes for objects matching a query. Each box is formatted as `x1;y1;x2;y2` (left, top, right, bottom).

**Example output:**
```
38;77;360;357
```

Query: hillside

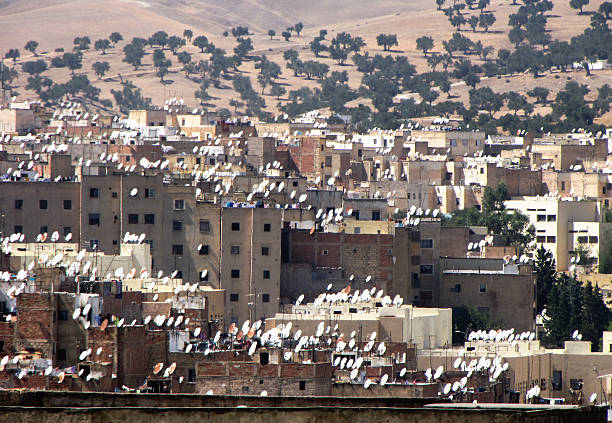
1;0;612;126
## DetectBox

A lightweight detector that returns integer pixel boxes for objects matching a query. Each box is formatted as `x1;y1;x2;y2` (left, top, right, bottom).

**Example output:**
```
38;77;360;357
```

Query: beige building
506;196;612;271
266;299;452;349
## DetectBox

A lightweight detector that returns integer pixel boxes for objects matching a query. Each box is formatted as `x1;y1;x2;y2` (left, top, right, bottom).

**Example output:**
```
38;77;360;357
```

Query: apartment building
505;196;612;271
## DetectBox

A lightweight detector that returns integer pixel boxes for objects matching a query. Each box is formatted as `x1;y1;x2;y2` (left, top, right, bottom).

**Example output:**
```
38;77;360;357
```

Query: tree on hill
294;22;304;37
0;64;18;92
450;13;467;31
177;51;191;66
193;35;209;53
111;80;152;113
310;36;327;57
600;2;612;19
63;52;83;75
22;60;47;76
123;42;145;70
92;61;110;79
109;32;123;46
436;0;445;10
477;0;490;12
270;83;286;100
234;38;254;59
24;40;39;56
183;29;193;41
570;0;589;14
478;12;496;32
73;36;91;50
4;49;20;63
376;34;398;51
268;29;276;40
282;31;292;41
195;80;211;105
468;15;479;31
416;36;434;56
149;31;169;49
167;36;186;54
94;39;111;55
231;26;249;40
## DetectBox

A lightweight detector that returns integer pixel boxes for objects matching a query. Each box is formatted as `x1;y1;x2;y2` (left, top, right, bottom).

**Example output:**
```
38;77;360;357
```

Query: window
200;245;209;255
546;236;556;243
479;284;487;293
89;214;100;225
176;271;183;279
128;214;139;224
261;246;269;256
420;264;434;274
231;269;240;278
89;240;99;250
547;215;556;222
263;223;271;232
325;156;332;167
144;239;154;250
263;270;270;279
111;192;118;198
262;294;270;303
39;199;48;210
58;310;68;321
299;381;306;390
173;220;183;231
231;245;240;255
480;167;484;174
199;220;210;233
589;236;599;243
200;271;208;281
293;181;298;187
577;236;589;243
14;225;22;234
372;210;380;220
39;226;48;234
354;227;361;234
63;200;72;210
231;222;240;231
188;368;196;383
420;239;434;248
63;226;71;236
552;370;562;390
174;199;185;210
537;236;546;243
90;188;99;198
452;284;461;293
14;199;23;209
537;214;546;222
241;386;249;393
230;293;239;302
561;181;566;191
322;250;329;255
353;210;360;220
145;188;155;198
57;349;66;361
172;244;183;256
144;214;155;224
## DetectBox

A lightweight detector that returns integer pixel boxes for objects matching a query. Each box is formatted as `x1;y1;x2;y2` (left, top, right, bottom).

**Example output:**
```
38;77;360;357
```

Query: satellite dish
380;374;388;386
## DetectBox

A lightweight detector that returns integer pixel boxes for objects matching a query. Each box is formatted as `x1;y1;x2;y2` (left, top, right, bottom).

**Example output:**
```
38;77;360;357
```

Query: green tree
149;31;169;49
24;40;39;56
111;80;152;113
73;36;91;50
469;87;503;117
452;305;499;344
534;246;557;313
468;15;479;31
282;31;292;41
0;64;18;92
294;22;304;36
123;42;145;70
478;12;496;32
22;59;47;76
527;86;549;104
109;32;123;46
63;52;83;75
270;84;286;99
436;0;445;10
268;29;276;40
94;39;111;55
183;29;193;41
231;26;249;40
600;2;612;19
376;34;398;51
195;80;211;104
5;49;20;63
570;0;589;14
92;61;110;79
193;35;209;53
167;36;186;54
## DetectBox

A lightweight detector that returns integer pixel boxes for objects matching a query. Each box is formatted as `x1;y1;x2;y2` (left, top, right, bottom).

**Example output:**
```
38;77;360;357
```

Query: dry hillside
1;0;612;121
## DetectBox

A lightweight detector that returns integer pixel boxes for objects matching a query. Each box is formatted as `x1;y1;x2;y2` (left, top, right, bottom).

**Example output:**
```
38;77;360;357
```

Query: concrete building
439;257;536;331
266;299;452;349
505;196;612;271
